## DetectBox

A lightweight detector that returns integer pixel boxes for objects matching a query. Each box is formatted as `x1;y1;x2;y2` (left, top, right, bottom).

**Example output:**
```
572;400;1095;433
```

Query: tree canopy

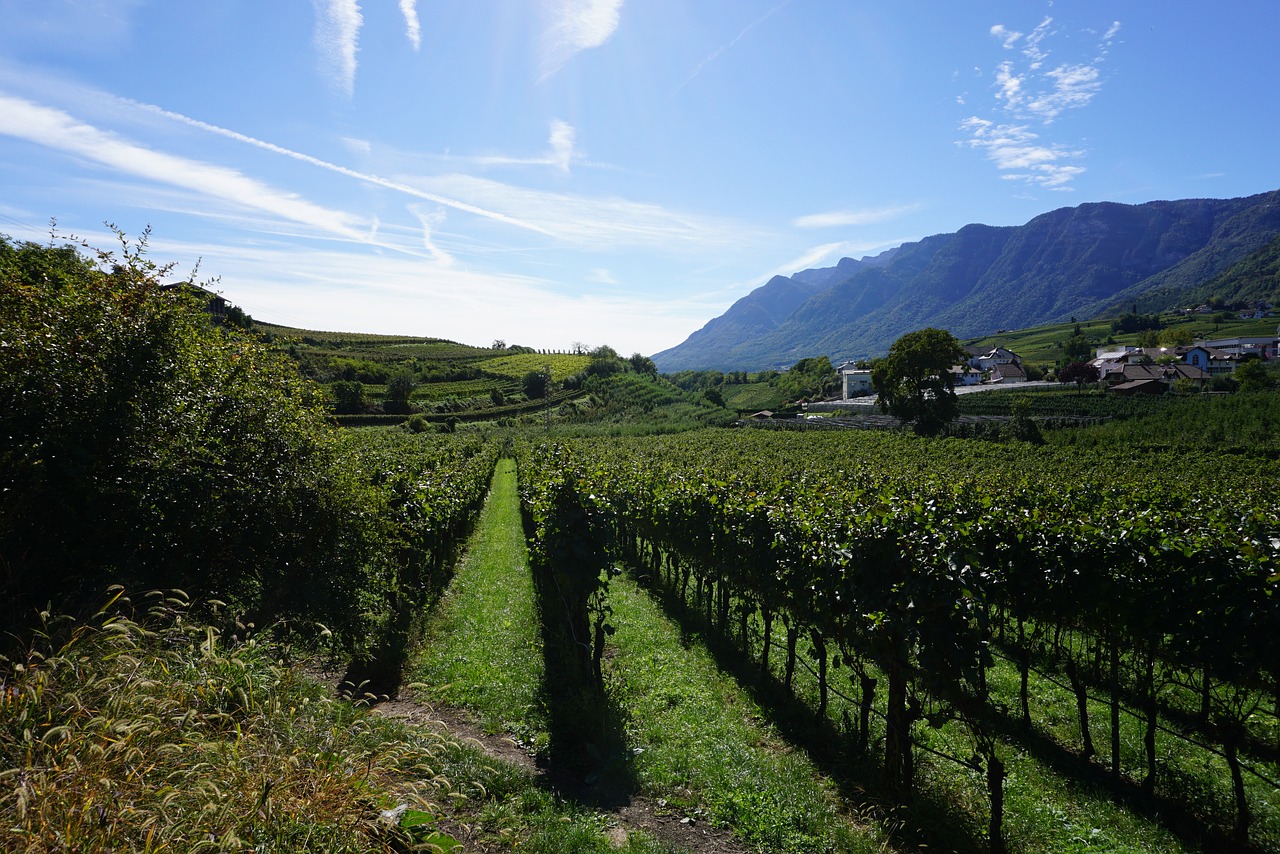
871;328;966;435
1058;361;1100;393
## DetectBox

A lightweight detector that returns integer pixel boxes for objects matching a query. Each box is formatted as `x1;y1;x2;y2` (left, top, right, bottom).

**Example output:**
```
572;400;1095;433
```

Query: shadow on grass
631;557;1273;853
979;696;1269;854
531;566;636;809
626;562;988;854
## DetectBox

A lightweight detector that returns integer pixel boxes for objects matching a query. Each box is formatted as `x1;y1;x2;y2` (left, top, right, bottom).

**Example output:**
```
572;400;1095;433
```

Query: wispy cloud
399;0;421;51
587;267;619;285
417;173;763;251
469;119;580;173
409;204;453;265
959;117;1084;189
961;15;1120;189
312;0;363;96
794;204;922;230
133;99;556;235
674;0;792;95
149;239;702;354
0;92;370;240
539;0;623;82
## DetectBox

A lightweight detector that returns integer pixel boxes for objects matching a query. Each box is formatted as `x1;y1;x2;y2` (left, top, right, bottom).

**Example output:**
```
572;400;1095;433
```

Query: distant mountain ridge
652;190;1280;372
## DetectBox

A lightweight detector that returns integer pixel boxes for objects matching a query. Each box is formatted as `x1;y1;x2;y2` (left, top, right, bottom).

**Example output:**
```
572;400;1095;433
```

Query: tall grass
0;590;470;852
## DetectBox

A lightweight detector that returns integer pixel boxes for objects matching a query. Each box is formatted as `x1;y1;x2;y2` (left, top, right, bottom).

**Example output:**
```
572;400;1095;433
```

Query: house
1183;345;1239;376
1110;379;1167;396
949;365;983;386
841;367;874;399
969;347;1020;372
986;362;1027;383
1202;336;1277;361
1100;362;1208;388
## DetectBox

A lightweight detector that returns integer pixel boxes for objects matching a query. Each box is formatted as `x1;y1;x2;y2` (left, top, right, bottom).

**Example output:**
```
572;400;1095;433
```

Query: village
835;328;1280;401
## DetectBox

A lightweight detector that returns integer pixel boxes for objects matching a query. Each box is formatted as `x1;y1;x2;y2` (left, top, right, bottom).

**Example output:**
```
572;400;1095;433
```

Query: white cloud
460;119;581;173
409;205;453;266
793;204;922;229
540;0;623;81
134;99;555;235
587;267;619;285
548;120;576;172
312;0;363;96
341;136;372;156
990;24;1022;49
416;172;763;251
960;117;1083;189
963;15;1120;189
157;239;701;354
994;61;1024;110
1022;17;1053;69
1029;64;1101;121
0;92;370;240
399;0;421;51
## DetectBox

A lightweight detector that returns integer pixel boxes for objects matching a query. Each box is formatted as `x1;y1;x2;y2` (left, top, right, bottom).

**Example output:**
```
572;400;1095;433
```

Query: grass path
410;458;548;751
409;459;883;853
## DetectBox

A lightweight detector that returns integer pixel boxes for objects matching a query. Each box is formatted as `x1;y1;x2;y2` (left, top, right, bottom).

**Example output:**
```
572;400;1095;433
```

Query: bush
0;233;384;650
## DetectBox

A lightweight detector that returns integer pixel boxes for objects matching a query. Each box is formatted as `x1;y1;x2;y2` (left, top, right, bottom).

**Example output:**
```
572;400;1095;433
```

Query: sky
1;1;1277;357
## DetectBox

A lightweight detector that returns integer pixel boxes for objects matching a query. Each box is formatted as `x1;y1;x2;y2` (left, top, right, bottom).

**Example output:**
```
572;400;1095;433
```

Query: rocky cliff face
652;190;1280;372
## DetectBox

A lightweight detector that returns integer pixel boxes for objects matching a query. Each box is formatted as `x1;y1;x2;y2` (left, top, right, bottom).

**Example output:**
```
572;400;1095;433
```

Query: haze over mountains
652;190;1280;372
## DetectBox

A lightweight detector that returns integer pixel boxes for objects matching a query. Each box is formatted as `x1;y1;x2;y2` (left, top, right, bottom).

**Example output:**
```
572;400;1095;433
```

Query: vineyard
513;429;1280;852
5;234;1280;850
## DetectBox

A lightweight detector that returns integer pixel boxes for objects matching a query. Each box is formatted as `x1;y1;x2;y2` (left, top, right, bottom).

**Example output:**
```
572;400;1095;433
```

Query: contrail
133;100;557;237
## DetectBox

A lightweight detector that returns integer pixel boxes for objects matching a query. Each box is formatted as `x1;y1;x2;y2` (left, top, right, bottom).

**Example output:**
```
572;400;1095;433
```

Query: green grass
411;459;882;852
410;458;548;749
722;381;786;412
476;353;592;381
606;577;882;853
0;591;503;853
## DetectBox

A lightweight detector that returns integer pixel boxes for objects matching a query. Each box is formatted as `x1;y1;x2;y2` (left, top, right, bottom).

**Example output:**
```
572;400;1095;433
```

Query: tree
383;372;416;414
522;369;548;398
1063;329;1092;363
1160;326;1194;347
1234;359;1275;393
871;328;966;436
331;379;367;413
628;352;657;376
1058;361;1100;394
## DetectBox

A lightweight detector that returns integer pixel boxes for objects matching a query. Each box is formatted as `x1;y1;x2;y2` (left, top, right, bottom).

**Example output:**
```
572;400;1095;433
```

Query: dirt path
369;695;750;854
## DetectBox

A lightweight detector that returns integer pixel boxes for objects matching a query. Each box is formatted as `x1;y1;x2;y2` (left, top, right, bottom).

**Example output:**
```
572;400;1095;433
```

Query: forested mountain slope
653;190;1280;371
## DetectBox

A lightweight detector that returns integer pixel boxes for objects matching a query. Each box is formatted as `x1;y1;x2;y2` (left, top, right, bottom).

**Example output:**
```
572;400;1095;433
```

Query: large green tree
871;328;967;435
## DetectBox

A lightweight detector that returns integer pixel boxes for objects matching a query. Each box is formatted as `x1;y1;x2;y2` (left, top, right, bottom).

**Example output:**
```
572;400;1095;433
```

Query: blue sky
1;1;1277;356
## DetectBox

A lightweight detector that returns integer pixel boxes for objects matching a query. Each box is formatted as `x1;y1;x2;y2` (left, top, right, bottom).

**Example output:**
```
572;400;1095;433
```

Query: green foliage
0;234;499;668
383;372;416;414
1;233;343;628
521;430;1280;850
1057;361;1100;391
522;369;549;399
0;590;473;852
478;352;591;381
1234;358;1276;393
773;355;837;401
871;328;966;435
1112;312;1163;333
331;378;367;413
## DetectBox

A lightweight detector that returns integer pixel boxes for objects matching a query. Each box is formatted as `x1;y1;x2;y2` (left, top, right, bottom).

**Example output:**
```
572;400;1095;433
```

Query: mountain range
651;190;1280;372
